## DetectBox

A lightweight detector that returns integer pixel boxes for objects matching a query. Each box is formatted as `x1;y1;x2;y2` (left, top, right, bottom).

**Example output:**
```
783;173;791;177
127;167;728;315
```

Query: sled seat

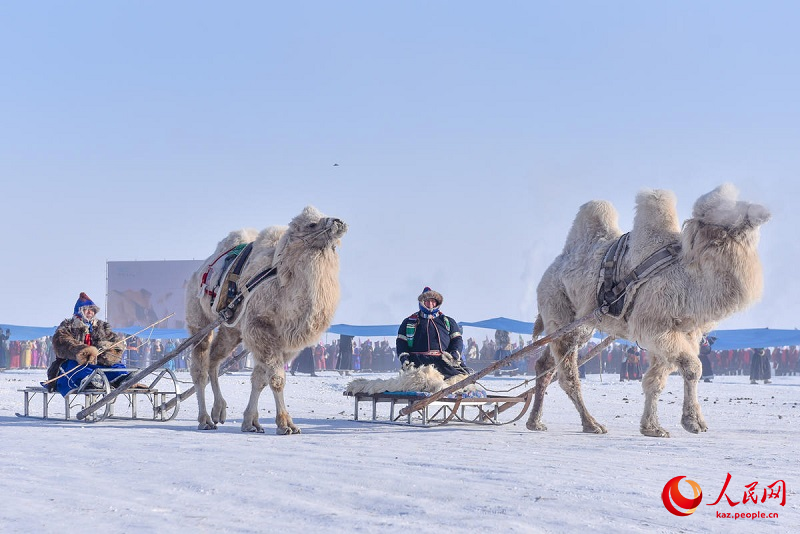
344;390;533;427
18;367;181;423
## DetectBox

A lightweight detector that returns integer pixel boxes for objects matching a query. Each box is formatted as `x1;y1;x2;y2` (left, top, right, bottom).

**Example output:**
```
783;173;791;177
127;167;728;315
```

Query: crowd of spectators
464;337;800;379
0;336;54;369
1;329;798;379
0;334;188;371
289;338;399;374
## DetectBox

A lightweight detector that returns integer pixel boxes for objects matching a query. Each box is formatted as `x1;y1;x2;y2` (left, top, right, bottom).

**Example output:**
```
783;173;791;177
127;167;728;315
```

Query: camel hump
627;188;681;257
564;200;621;251
254;225;287;248
634;188;679;233
212;228;259;256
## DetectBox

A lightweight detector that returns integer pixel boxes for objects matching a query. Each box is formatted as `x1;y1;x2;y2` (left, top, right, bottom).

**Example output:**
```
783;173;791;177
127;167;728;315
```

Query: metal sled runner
345;390;533;426
18;367;181;423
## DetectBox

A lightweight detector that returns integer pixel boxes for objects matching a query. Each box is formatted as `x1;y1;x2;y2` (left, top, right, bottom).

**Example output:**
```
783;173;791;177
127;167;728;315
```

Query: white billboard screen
106;260;202;329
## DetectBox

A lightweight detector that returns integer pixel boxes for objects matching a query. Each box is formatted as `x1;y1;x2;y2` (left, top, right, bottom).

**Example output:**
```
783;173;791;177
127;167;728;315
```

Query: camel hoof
198;422;217;430
241;421;265;433
277;425;301;435
641;426;670;438
526;420;547;431
681;419;706;434
583;423;608;434
212;407;227;425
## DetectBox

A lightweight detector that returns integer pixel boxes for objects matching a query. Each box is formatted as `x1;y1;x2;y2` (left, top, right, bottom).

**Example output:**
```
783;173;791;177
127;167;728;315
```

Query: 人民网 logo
662;476;703;516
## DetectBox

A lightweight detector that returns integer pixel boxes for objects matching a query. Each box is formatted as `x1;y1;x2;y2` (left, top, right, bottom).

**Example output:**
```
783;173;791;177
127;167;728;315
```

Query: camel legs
189;325;240;430
676;353;707;434
553;338;607;434
206;326;241;426
241;359;268;433
189;328;216;430
242;352;300;435
526;346;556;431
269;355;300;435
526;332;606;434
639;357;674;437
640;352;706;436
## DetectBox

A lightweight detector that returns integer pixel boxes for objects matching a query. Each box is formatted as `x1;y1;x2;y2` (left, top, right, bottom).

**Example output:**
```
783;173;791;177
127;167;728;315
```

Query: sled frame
18;367;181;423
345;391;533;427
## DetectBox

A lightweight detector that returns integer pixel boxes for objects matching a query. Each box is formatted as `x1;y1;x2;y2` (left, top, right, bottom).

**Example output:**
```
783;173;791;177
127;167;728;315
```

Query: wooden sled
18;367;181;423
344;390;533;427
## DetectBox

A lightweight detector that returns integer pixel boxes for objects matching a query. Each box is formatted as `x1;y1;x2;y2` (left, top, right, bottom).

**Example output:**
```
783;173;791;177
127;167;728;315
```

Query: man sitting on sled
47;292;130;395
396;287;469;378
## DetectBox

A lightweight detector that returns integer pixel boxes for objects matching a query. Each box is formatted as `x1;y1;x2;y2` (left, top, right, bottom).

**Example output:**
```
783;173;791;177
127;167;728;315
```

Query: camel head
684;184;771;250
691;183;771;232
681;183;770;284
273;206;347;263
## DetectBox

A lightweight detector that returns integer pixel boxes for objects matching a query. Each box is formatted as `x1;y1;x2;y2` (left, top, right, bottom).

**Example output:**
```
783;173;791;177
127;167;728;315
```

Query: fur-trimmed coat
396;312;464;360
52;316;125;366
396;312;465;378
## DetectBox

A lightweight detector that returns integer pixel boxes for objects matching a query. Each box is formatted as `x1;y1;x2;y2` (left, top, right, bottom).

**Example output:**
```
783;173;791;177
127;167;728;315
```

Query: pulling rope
42;314;176;388
107;313;175;358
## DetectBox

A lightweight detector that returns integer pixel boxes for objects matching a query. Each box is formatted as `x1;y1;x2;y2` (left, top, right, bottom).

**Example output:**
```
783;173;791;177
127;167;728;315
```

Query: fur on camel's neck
270;243;341;348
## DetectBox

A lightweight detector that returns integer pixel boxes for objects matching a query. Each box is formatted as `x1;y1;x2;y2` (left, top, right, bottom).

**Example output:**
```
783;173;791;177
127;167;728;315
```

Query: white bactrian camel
185;206;347;434
526;184;770;437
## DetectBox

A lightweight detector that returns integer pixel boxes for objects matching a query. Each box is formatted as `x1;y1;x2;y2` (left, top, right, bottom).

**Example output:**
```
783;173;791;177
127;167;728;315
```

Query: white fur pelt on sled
345;363;484;396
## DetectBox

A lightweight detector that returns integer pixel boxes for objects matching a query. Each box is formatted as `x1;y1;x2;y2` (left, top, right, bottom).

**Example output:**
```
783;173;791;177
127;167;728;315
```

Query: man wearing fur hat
48;292;129;395
396;287;467;378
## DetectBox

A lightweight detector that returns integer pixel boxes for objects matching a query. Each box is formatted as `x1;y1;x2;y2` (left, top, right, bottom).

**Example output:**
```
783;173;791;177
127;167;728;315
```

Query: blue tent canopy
461;317;536;334
706;328;800;351
0;324;191;342
327;324;398;337
1;324;59;342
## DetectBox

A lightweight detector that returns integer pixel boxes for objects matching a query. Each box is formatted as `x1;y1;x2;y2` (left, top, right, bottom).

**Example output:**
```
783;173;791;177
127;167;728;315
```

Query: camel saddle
597;233;681;318
198;243;254;314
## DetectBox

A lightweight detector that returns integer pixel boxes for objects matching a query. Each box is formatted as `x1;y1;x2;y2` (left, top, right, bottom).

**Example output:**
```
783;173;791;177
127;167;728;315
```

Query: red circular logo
662;476;703;516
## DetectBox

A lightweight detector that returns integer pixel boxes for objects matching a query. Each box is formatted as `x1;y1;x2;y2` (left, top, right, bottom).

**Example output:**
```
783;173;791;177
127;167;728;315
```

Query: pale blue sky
2;1;798;330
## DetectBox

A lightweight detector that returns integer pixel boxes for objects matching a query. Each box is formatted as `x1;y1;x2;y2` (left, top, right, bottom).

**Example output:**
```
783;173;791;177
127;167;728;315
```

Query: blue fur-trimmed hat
74;292;99;316
418;286;443;306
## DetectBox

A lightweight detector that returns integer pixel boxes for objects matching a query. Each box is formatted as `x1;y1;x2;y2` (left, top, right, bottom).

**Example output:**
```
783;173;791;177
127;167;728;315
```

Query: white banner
106;260;202;329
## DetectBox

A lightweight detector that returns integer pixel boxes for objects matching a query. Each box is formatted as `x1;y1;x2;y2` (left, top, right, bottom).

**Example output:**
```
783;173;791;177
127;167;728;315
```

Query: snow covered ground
1;368;797;533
